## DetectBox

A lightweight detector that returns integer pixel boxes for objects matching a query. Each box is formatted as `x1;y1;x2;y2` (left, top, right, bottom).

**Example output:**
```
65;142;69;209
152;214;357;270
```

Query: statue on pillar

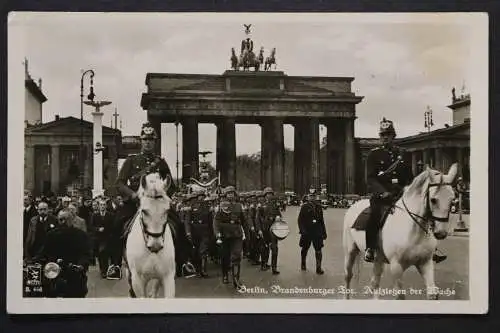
229;24;261;71
452;87;456;102
264;47;277;71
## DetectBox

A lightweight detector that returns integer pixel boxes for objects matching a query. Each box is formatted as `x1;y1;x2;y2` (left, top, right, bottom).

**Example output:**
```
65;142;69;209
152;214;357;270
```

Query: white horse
125;173;176;298
343;163;458;300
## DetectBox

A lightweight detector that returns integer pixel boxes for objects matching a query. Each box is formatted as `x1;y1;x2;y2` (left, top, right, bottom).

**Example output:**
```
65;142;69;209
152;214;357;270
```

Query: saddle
351;204;394;231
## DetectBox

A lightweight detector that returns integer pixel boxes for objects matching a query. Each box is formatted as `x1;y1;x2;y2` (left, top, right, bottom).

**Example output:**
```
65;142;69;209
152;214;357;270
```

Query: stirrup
364;249;375;262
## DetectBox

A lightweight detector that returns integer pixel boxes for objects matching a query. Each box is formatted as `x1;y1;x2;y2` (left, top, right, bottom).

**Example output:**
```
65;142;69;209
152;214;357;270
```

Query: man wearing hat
213;186;248;289
255;187;282;275
298;192;327;274
112;122;178;280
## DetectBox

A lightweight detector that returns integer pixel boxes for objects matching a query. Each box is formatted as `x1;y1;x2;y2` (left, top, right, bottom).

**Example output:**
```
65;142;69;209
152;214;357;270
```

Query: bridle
398;175;453;234
138;197;169;251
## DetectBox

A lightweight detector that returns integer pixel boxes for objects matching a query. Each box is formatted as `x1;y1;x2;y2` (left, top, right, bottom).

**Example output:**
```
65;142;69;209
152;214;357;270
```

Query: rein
397;176;453;235
137;198;170;252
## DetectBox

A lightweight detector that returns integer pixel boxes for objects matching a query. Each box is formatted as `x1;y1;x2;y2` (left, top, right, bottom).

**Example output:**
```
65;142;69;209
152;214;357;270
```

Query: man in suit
68;203;88;233
91;199;116;278
24;201;59;261
23;194;38;243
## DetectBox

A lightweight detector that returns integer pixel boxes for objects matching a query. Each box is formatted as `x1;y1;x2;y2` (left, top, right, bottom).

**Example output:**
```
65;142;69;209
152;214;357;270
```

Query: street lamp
80;70;95;191
84;100;112;198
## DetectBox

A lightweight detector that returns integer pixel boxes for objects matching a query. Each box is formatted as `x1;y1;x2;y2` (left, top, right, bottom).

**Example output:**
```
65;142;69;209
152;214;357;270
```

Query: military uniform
111;122;177;279
298;194;327;274
213;186;248;289
255;187;282;274
185;192;213;277
365;118;413;262
246;192;260;265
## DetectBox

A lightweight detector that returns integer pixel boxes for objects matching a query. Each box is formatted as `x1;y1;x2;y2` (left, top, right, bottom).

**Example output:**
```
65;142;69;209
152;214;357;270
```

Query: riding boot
365;204;380;263
315;250;325;275
222;266;229;284
301;248;308;271
232;264;243;290
271;249;280;275
200;256;209;278
261;244;270;271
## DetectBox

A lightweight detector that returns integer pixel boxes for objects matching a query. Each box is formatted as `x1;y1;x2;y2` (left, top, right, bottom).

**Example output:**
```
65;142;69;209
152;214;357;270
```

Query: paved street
87;207;469;299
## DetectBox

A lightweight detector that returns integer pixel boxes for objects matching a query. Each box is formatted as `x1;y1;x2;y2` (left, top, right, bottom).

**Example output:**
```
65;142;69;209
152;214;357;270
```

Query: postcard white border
7;12;489;314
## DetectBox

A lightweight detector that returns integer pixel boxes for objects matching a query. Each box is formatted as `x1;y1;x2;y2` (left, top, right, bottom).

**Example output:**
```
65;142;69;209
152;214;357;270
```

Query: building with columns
141;70;363;196
24;116;122;197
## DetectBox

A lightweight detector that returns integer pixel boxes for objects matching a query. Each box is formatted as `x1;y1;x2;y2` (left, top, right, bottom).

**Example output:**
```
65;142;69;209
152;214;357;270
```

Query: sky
20;13;475;174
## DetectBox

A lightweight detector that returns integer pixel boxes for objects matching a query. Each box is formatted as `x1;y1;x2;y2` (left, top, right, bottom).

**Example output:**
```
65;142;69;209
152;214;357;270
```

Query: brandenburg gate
140;70;363;195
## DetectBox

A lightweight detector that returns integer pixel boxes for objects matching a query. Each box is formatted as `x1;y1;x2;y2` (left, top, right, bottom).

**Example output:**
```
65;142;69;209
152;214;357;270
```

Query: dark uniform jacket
255;199;282;233
298;200;327;239
247;203;258;230
34;225;92;270
24;214;59;260
184;201;212;236
366;145;414;196
91;211;116;250
115;152;177;202
213;201;248;239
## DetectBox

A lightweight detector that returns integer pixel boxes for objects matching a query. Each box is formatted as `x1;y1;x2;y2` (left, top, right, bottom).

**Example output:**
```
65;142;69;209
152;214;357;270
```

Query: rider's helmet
140;122;158;140
379;117;396;137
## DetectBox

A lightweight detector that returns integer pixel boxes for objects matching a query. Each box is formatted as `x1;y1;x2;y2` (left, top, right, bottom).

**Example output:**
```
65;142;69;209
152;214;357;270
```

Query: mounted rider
364;118;447;264
112;122;177;279
364;118;413;263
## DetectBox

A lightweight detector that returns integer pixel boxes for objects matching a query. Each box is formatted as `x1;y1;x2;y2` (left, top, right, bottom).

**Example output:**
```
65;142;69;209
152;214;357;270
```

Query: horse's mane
406;167;445;196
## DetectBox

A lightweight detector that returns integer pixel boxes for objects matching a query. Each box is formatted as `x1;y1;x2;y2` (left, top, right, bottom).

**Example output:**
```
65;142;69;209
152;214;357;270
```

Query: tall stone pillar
182;117;199;183
456;147;464;177
344;118;356;194
326;119;345;194
216;118;236;186
260;121;272;188
271;118;285;192
422;149;430;167
310;118;320;191
24;144;35;194
411;151;418;176
435;147;443;172
50;144;60;195
294;120;311;196
92;111;105;198
107;144;118;195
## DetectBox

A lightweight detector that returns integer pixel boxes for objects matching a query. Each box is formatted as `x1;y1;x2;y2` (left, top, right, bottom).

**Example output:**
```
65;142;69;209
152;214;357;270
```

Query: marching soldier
113;122;177;280
298;191;327;274
213;186;248;290
184;191;212;278
255;187;282;275
246;191;260;265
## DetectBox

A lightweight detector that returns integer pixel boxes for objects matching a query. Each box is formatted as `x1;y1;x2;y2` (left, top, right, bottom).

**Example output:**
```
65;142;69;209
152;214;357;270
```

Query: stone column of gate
216;118;236;187
309;118;320;191
422;149;430;167
182;117;199;183
326;119;345;194
294;119;312;196
271;118;285;193
24;144;35;194
344;117;356;194
260;120;272;189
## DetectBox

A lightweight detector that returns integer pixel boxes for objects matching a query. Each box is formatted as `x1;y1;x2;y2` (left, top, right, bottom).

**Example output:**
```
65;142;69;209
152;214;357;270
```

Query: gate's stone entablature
141;70;363;196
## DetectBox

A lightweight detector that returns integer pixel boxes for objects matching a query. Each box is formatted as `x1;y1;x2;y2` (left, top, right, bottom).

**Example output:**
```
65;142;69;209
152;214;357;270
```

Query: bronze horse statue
230;45;260;71
265;47;277;71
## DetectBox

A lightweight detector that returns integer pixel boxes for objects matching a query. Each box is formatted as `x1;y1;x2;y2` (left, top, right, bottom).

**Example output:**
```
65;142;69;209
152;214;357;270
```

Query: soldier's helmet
263;187;274;195
255;190;264;198
379;117;396;137
140;122;158;140
222;185;237;196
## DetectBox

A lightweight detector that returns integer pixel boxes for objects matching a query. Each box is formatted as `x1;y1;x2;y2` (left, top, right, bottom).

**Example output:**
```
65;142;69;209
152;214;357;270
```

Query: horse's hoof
396;294;405;300
428;293;439;300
